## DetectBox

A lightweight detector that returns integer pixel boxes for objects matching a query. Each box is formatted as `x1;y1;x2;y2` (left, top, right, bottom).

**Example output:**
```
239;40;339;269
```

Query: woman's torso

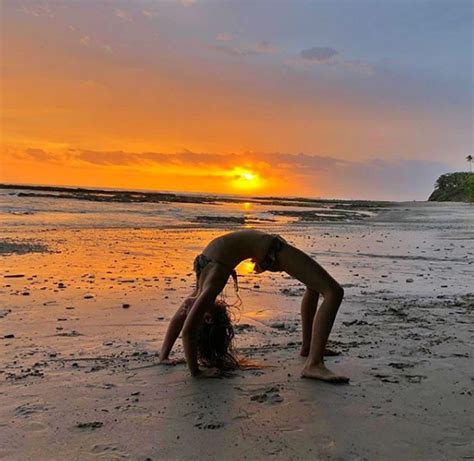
202;230;275;269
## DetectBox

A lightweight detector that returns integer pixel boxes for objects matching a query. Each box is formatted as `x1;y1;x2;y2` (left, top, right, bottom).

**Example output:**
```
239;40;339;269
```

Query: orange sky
1;1;472;199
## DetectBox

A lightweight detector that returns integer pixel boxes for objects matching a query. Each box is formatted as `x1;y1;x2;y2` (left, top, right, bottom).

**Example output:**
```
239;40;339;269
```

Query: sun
229;167;262;190
241;172;255;181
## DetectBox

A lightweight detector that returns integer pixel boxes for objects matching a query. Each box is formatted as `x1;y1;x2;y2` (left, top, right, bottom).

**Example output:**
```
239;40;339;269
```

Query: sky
1;0;473;200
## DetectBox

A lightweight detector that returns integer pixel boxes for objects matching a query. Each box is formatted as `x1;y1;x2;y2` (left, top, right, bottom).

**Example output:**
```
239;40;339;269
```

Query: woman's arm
182;290;214;376
159;296;195;362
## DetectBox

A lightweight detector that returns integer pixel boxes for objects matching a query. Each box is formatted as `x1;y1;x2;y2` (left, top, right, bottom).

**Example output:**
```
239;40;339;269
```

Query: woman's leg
300;288;319;356
276;244;349;383
300;289;340;357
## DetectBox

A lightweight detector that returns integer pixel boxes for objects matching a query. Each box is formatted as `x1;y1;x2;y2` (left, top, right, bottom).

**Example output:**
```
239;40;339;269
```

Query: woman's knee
316;281;343;300
304;287;320;299
305;270;343;298
329;282;344;300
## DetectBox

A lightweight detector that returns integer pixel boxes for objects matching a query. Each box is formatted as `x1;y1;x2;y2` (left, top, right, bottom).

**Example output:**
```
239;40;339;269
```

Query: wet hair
196;299;240;370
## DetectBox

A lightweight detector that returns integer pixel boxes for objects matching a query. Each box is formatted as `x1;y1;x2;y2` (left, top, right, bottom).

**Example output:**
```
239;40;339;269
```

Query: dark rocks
281;287;305;297
235;324;256;333
75;421;103;430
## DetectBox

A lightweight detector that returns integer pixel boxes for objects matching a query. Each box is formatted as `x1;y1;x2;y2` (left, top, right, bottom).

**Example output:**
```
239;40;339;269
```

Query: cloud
299;47;338;63
8;147;449;199
338;157;449;200
295;46;374;75
18;3;54;18
79;36;90;47
72;150;241;168
212;40;278;57
11;147;339;172
114;9;133;22
13;148;62;164
216;33;234;42
338;59;375;76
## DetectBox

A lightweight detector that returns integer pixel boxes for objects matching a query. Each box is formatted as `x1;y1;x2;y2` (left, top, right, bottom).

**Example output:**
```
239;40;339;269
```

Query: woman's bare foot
301;362;349;383
300;346;340;357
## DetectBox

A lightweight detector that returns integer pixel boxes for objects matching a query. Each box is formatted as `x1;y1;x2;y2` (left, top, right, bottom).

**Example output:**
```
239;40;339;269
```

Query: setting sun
241;172;255;181
229;167;262;190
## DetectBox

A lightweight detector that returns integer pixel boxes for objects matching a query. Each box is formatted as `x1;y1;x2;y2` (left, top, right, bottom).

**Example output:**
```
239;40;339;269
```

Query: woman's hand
159;357;186;366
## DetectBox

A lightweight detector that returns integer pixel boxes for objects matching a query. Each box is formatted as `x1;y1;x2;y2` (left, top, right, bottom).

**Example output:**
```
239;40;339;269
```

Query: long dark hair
196;299;240;370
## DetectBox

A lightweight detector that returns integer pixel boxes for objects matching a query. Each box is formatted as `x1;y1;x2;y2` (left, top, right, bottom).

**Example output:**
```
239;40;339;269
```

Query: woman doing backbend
159;229;349;383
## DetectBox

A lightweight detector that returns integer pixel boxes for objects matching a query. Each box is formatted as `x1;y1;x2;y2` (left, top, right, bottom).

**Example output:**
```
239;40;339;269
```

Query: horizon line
0;181;402;203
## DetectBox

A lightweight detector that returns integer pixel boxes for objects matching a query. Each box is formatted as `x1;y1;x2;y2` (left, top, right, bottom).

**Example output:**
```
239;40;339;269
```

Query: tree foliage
428;172;474;202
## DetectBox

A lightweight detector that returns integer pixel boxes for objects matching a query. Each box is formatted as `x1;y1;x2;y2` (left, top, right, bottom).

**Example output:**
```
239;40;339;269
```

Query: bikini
193;234;287;292
253;234;287;273
193;253;240;291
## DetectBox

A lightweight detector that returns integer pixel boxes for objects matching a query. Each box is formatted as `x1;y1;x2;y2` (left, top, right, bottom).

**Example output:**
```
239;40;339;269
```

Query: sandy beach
1;192;473;460
2;0;473;458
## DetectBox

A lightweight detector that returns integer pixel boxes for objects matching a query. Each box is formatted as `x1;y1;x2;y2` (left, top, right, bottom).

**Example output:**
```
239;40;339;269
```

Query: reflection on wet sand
236;259;256;276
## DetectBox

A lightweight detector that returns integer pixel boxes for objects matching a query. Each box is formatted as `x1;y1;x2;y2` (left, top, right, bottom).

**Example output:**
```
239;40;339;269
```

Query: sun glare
229;167;262;190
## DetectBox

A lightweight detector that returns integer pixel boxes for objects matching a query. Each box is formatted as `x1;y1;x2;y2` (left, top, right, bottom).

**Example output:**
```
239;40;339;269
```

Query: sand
1;201;473;460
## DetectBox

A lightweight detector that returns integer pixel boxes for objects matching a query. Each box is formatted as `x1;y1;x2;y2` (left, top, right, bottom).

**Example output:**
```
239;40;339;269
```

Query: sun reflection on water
236;259;256;275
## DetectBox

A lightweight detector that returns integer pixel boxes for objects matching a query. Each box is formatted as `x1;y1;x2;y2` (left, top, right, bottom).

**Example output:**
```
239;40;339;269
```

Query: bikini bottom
193;253;239;292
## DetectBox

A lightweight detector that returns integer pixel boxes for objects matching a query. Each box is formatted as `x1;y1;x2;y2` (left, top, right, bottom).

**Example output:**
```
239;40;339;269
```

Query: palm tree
467;155;473;173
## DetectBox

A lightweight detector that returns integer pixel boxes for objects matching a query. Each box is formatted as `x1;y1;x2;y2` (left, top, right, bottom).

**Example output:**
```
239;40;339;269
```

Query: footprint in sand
403;374;427;383
56;330;83;337
194;422;225;430
91;443;130;459
251;392;284;404
15;403;52;417
23;421;47;432
75;421;104;431
0;309;11;319
249;386;284;404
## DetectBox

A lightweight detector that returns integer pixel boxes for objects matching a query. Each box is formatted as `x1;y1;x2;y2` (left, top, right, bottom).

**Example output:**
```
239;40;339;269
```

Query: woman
159;229;348;383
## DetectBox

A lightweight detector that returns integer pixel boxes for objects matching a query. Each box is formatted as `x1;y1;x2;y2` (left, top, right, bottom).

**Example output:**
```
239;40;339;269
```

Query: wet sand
1;202;473;460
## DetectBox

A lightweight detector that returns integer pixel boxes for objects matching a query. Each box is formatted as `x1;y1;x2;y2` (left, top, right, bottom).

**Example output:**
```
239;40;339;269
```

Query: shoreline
0;183;397;207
